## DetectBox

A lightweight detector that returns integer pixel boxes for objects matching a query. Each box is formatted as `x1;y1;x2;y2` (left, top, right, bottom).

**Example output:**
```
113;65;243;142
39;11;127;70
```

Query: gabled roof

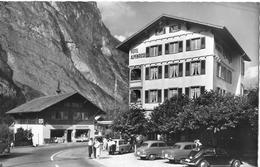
116;14;250;61
6;91;105;114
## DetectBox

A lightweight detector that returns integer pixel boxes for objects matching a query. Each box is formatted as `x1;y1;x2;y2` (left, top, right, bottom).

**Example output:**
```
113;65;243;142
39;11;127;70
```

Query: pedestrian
93;138;97;158
88;138;93;158
194;139;202;150
102;137;107;151
94;138;101;159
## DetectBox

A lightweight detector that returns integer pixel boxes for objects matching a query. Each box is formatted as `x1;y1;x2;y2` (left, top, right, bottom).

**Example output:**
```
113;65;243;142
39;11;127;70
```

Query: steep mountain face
0;2;129;115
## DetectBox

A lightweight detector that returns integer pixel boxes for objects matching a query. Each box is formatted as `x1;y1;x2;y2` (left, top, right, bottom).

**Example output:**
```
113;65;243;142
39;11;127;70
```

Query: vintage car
0;140;10;156
135;140;170;160
162;142;196;163
181;147;242;167
110;139;131;154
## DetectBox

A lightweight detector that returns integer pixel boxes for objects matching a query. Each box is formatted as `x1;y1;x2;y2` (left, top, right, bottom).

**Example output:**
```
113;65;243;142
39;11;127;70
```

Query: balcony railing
16;119;41;124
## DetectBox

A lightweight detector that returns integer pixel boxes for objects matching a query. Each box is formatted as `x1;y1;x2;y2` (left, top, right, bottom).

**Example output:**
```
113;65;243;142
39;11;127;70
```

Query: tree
112;106;148;136
149;95;190;136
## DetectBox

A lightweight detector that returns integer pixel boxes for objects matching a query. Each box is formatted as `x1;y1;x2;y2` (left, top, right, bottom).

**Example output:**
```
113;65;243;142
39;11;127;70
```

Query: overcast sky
97;2;259;88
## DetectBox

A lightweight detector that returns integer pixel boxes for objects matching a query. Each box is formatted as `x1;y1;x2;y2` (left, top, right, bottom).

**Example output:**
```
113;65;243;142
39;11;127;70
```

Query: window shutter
158;90;162;103
179;41;183;52
186;40;191;51
145;91;149;103
230;72;232;84
145;67;150;80
164;89;168;101
178;24;181;30
185;62;190;76
164;65;169;78
165;43;169;54
158;45;162;55
146;47;149;57
185;87;190;97
158;66;162;79
200;86;205;95
201;60;206;74
178;88;182;96
163;27;166;34
216;63;220;77
201;37;205;49
179;63;183;77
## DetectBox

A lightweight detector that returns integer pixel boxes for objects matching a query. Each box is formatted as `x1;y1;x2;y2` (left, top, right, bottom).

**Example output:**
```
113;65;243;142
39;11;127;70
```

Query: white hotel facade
117;15;250;111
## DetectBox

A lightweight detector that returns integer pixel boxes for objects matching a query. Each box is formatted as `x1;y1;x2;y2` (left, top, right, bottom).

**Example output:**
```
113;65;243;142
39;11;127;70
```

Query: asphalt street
0;143;104;167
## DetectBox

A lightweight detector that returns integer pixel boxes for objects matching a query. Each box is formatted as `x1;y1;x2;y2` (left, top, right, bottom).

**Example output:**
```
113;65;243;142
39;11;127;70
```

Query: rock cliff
0;2;129;116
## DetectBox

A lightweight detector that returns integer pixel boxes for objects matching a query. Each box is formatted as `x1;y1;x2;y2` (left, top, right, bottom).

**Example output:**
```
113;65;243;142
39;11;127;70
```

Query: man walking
88;138;94;158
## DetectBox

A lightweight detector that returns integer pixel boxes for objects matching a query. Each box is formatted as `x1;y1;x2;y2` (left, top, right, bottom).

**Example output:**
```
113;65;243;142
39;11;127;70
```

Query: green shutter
179;41;183;52
186;40;191;51
164;89;168;101
200;86;205;95
179;63;183;77
201;37;205;49
201;60;206;75
185;87;190;97
145;67;149;80
146;47;149;57
164;65;169;78
145;91;149;103
158;90;162;103
158;66;162;79
165;43;169;54
185;62;190;76
178;88;182;96
158;45;162;55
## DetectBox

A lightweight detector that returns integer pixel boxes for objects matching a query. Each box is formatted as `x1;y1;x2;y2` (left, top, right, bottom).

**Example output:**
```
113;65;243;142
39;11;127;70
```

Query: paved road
0;143;104;167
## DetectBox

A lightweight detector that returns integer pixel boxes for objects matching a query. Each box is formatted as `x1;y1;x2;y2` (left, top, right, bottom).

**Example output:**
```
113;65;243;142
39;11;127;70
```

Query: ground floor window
145;89;162;103
164;88;182;101
185;86;205;98
130;89;141;103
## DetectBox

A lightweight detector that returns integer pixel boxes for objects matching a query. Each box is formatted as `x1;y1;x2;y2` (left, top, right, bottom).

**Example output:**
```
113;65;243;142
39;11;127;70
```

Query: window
73;112;88;121
145;66;162;80
185;60;206;76
165;63;183;78
169;24;181;33
159;143;167;147
185;86;205;98
52;111;68;120
155;27;166;35
184;145;193;150
165;41;183;54
131;48;138;54
145;89;162;103
217;63;232;84
164;88;182;101
146;45;162;57
186;37;205;51
151;143;158;147
130;89;141;103
130;68;141;81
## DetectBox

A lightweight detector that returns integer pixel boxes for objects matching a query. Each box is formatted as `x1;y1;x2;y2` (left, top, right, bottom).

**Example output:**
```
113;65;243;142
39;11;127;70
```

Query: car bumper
135;151;147;158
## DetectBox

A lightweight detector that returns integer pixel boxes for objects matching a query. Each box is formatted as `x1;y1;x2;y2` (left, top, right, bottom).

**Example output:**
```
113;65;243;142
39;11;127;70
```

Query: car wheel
232;160;241;167
198;160;210;167
169;160;175;163
148;154;156;160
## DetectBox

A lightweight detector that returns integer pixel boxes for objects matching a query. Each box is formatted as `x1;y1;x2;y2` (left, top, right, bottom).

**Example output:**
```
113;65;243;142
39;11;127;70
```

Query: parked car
162;142;196;163
181;147;242;167
0;140;10;156
135;140;170;160
111;139;131;154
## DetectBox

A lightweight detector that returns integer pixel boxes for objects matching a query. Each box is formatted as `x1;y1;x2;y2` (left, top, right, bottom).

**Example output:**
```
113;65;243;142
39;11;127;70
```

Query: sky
97;2;259;88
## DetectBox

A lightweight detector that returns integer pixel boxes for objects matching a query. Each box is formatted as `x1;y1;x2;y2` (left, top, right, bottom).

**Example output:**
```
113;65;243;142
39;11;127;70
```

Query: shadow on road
0;152;32;160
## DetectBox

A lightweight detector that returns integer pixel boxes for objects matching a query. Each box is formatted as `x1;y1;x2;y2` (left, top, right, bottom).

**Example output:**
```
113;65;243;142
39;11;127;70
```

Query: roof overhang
116;14;250;61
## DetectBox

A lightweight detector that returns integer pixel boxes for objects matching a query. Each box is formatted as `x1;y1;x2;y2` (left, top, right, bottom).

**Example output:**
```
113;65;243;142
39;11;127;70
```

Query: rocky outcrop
0;2;129;115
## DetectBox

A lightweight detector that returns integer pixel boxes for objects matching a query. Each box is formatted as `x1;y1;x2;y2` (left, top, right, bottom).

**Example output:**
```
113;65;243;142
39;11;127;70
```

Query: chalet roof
6;91;105;114
116;14;250;61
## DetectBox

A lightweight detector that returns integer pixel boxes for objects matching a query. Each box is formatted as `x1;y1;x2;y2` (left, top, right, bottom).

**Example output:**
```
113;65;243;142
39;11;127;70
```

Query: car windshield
140;143;148;147
172;144;181;149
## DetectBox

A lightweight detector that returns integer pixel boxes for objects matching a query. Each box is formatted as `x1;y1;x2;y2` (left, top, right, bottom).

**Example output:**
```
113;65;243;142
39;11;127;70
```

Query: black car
181;147;242;167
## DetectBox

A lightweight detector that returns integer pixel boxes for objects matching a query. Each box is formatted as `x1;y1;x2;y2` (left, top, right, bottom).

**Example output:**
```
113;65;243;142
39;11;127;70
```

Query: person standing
94;138;101;159
88;138;93;158
93;138;97;158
